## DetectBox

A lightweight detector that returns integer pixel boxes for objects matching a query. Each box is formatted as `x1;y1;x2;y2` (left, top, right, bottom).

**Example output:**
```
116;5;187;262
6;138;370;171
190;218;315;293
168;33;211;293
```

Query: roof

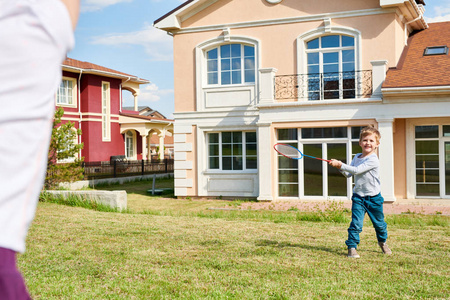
155;0;427;30
62;58;149;84
120;112;174;123
123;106;152;111
154;0;194;25
383;22;450;89
122;106;167;119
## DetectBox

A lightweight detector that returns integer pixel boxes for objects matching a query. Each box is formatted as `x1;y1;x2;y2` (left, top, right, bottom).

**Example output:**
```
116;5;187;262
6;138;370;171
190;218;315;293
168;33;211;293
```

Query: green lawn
21;178;450;299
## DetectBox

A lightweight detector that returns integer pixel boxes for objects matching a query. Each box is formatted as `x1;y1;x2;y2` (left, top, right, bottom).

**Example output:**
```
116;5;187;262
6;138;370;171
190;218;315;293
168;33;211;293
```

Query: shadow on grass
256;239;343;256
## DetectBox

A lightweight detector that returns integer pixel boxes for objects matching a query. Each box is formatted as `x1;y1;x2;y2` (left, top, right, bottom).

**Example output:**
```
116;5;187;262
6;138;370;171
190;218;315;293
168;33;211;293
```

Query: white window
276;126;368;199
414;125;450;198
57;78;76;106
306;35;355;100
207;131;257;171
125;130;135;159
206;44;255;86
102;82;111;141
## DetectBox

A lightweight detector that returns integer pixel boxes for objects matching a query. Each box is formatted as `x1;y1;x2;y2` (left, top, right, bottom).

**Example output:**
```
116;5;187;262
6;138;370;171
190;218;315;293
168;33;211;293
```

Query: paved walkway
237;199;450;215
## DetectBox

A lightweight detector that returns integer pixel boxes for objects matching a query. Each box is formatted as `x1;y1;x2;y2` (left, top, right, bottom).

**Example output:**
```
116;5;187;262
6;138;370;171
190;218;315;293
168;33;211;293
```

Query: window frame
101;81;111;142
124;130;136;160
406;120;450;199
296;26;362;102
423;46;448;56
205;43;256;87
195;35;260;111
276;126;371;200
207;131;257;172
305;35;356;100
56;77;77;107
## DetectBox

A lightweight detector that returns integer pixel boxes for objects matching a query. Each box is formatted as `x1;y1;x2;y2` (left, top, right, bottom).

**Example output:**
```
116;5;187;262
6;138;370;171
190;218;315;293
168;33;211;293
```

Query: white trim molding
163;8;397;34
257;122;273;201
376;118;396;202
297;25;363;77
195;34;261;112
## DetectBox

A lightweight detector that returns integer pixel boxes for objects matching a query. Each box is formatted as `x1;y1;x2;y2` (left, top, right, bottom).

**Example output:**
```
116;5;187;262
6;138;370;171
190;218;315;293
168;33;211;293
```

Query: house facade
58;58;174;163
155;0;450;203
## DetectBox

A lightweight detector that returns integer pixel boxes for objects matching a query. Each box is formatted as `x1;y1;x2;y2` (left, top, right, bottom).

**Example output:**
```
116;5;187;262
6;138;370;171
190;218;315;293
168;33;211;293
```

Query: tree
45;107;84;189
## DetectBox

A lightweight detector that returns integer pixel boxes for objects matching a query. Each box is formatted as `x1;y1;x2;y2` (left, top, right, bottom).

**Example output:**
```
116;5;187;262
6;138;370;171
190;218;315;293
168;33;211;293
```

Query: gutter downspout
404;2;425;45
78;70;83;159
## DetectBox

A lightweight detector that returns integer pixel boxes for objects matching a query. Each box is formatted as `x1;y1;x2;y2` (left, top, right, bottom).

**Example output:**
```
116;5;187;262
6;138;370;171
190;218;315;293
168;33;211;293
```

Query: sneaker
348;248;360;258
378;242;392;255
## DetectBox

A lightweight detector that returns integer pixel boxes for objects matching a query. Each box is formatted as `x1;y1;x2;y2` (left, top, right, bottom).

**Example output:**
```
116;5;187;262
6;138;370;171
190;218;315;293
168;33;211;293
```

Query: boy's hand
329;159;342;169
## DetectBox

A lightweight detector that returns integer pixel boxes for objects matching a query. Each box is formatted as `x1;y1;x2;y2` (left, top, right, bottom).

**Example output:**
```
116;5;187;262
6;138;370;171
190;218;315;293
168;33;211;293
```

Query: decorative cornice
170;8;396;34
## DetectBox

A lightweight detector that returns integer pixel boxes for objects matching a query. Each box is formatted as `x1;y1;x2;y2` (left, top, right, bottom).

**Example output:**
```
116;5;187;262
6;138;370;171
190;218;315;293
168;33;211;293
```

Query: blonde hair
360;126;381;143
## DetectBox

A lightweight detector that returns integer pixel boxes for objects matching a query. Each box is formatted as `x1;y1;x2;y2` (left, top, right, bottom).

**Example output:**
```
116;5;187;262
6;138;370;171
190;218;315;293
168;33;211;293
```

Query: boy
329;126;392;258
0;0;79;298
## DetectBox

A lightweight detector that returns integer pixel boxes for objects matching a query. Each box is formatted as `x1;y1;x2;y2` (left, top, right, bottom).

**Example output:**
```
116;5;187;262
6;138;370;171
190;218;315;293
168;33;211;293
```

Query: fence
82;159;174;179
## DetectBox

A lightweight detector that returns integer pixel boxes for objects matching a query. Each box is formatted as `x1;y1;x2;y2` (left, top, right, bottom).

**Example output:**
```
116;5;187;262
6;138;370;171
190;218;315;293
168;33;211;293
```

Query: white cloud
81;0;132;12
139;83;174;103
90;25;173;61
122;83;173;117
425;4;450;23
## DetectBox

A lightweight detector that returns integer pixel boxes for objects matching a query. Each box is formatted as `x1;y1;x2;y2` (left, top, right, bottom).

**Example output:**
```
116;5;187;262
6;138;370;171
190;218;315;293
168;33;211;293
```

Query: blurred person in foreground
0;1;79;298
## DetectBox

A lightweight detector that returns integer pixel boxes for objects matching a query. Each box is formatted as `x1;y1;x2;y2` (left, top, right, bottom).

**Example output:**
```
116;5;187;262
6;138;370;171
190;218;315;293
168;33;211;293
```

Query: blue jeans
346;193;388;249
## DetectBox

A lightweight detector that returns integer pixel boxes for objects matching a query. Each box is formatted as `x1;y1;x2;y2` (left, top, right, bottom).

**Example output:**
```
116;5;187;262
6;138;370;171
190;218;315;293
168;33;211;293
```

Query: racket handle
303;154;331;163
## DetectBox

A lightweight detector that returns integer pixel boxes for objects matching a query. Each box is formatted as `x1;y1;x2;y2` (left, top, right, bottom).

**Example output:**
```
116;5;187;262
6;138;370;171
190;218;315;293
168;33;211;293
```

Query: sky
69;0;450;119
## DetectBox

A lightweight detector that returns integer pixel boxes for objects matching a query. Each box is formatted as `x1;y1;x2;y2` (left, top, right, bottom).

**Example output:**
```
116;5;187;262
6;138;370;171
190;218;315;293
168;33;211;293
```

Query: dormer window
423;46;448;56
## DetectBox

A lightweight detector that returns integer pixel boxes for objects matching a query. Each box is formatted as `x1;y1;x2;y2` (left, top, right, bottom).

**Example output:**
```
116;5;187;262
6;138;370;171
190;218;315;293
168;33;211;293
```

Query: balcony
274;70;373;101
258;61;387;105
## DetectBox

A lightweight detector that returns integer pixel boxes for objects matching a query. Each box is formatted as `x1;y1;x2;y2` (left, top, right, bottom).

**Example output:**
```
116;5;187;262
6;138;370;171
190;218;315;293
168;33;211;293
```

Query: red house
58;58;173;163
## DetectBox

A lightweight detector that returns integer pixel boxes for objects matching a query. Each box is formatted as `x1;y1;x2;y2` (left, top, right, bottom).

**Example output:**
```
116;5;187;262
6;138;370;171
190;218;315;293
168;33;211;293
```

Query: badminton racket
273;143;331;162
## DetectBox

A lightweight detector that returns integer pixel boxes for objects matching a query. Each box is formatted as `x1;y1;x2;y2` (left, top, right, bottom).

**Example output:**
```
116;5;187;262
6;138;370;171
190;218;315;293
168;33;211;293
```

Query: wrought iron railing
274;70;372;101
82;159;174;179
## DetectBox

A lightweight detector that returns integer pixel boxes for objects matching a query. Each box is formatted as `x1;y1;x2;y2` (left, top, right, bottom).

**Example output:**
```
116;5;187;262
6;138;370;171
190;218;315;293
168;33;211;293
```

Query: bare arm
60;0;80;30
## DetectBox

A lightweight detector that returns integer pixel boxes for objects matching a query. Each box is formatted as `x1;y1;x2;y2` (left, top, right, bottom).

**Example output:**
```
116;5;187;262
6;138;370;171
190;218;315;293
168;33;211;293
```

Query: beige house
155;0;450;203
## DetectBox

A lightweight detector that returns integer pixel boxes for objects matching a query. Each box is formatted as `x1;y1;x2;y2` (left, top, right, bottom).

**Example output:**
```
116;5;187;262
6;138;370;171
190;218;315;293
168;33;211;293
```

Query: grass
19;178;450;299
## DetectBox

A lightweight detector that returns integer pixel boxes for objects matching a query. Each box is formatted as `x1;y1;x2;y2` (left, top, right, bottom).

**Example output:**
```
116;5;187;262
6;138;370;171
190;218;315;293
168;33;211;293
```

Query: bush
45;107;84;189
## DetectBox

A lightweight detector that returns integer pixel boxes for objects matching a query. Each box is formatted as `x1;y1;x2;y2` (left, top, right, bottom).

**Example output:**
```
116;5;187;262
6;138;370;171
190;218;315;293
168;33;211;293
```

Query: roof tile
383;22;450;89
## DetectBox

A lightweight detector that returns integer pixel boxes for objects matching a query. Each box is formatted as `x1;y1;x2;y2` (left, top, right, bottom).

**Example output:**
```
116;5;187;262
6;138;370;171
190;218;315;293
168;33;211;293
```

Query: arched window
306;35;355;100
206;44;255;86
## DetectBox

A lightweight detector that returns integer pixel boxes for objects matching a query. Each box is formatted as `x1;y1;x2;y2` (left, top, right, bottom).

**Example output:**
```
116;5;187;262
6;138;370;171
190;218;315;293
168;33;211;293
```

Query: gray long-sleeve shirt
339;153;381;197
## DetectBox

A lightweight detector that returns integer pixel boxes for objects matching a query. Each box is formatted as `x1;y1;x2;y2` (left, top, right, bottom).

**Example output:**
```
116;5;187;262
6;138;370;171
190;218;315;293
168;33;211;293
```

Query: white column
259;68;278;104
158;134;165;160
257;122;273;201
377;118;396;203
141;134;148;160
371;60;388;99
133;94;138;111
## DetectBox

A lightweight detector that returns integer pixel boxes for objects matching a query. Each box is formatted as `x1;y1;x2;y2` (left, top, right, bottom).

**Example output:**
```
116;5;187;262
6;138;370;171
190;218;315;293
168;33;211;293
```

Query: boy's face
359;133;379;156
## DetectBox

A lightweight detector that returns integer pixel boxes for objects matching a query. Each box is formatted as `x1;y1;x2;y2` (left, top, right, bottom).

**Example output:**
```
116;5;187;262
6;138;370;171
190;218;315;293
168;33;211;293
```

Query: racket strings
274;144;302;158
